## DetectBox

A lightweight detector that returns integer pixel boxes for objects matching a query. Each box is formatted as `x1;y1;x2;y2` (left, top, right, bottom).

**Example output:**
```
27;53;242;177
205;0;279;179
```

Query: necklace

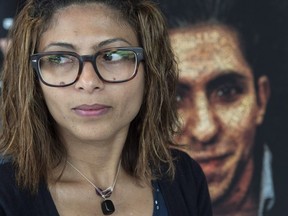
67;160;121;215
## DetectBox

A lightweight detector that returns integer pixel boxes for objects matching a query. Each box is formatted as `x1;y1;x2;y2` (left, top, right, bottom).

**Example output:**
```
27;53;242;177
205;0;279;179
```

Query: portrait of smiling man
170;23;270;216
156;0;284;215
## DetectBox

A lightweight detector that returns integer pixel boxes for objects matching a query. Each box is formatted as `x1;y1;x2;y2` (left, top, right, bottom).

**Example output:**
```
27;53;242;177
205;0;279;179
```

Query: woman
0;0;212;215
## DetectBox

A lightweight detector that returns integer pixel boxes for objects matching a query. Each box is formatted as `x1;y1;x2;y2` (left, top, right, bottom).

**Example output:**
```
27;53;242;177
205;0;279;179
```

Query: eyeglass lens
38;49;138;86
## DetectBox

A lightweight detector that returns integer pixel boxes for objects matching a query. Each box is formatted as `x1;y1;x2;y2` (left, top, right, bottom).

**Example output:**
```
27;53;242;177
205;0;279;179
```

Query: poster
157;0;288;215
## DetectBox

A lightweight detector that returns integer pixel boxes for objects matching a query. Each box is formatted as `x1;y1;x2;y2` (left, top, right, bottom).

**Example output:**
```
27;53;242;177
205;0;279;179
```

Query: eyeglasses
31;47;145;87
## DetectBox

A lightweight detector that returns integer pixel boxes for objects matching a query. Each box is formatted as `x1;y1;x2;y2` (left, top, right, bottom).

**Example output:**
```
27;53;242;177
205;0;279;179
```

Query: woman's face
37;3;145;145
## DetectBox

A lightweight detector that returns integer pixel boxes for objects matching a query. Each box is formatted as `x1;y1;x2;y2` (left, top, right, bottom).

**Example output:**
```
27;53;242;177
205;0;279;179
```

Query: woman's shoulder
157;149;213;216
0;160;59;215
0;161;19;212
159;148;208;188
0;160;21;201
170;148;205;180
0;160;16;184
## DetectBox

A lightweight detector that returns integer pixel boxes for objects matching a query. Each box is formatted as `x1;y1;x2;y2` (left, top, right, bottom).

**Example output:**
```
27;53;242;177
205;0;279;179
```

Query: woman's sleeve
192;158;213;215
158;149;213;216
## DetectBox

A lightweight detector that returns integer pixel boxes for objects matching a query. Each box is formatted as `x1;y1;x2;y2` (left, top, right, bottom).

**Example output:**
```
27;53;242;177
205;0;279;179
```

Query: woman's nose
74;62;104;93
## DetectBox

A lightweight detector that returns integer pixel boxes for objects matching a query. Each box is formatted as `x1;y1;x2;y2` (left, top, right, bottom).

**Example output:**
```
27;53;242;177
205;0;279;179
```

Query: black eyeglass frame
30;47;145;87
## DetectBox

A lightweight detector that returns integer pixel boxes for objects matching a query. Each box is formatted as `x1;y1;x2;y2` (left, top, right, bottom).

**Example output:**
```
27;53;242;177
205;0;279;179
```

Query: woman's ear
256;75;270;125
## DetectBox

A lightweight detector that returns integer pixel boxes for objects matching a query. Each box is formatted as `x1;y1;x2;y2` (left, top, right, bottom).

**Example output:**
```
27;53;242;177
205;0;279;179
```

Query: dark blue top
0;150;213;216
152;180;168;216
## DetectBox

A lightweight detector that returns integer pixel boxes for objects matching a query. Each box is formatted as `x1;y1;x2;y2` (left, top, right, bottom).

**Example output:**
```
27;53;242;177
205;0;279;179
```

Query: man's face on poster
170;24;269;202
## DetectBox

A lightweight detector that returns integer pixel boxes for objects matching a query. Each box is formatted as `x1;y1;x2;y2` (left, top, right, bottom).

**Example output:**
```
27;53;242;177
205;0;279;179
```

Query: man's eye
176;83;191;103
212;84;244;103
217;86;237;97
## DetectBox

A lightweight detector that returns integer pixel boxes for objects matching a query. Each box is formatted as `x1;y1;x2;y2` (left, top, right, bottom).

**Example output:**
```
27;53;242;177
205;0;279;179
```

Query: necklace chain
67;159;121;200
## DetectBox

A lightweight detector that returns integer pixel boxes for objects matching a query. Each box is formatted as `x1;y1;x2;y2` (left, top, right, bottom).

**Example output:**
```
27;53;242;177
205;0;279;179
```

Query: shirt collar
258;144;275;216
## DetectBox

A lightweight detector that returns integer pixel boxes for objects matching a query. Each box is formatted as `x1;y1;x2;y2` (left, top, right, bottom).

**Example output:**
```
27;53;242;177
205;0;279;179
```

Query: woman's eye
103;51;134;62
48;55;71;64
103;53;119;61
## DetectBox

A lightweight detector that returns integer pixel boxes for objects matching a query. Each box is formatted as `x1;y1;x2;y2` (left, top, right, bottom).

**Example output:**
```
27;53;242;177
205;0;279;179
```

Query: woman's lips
72;104;111;117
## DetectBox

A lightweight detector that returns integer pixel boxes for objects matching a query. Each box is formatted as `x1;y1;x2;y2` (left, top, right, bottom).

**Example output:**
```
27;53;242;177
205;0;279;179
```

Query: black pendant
101;199;115;215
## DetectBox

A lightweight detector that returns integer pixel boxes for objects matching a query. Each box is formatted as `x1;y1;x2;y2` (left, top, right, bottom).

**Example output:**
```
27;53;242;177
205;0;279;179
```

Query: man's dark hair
157;0;286;86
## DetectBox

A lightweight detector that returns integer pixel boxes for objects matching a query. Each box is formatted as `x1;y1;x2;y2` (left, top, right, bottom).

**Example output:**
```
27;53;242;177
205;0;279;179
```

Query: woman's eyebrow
42;38;132;52
96;38;132;48
43;42;75;51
